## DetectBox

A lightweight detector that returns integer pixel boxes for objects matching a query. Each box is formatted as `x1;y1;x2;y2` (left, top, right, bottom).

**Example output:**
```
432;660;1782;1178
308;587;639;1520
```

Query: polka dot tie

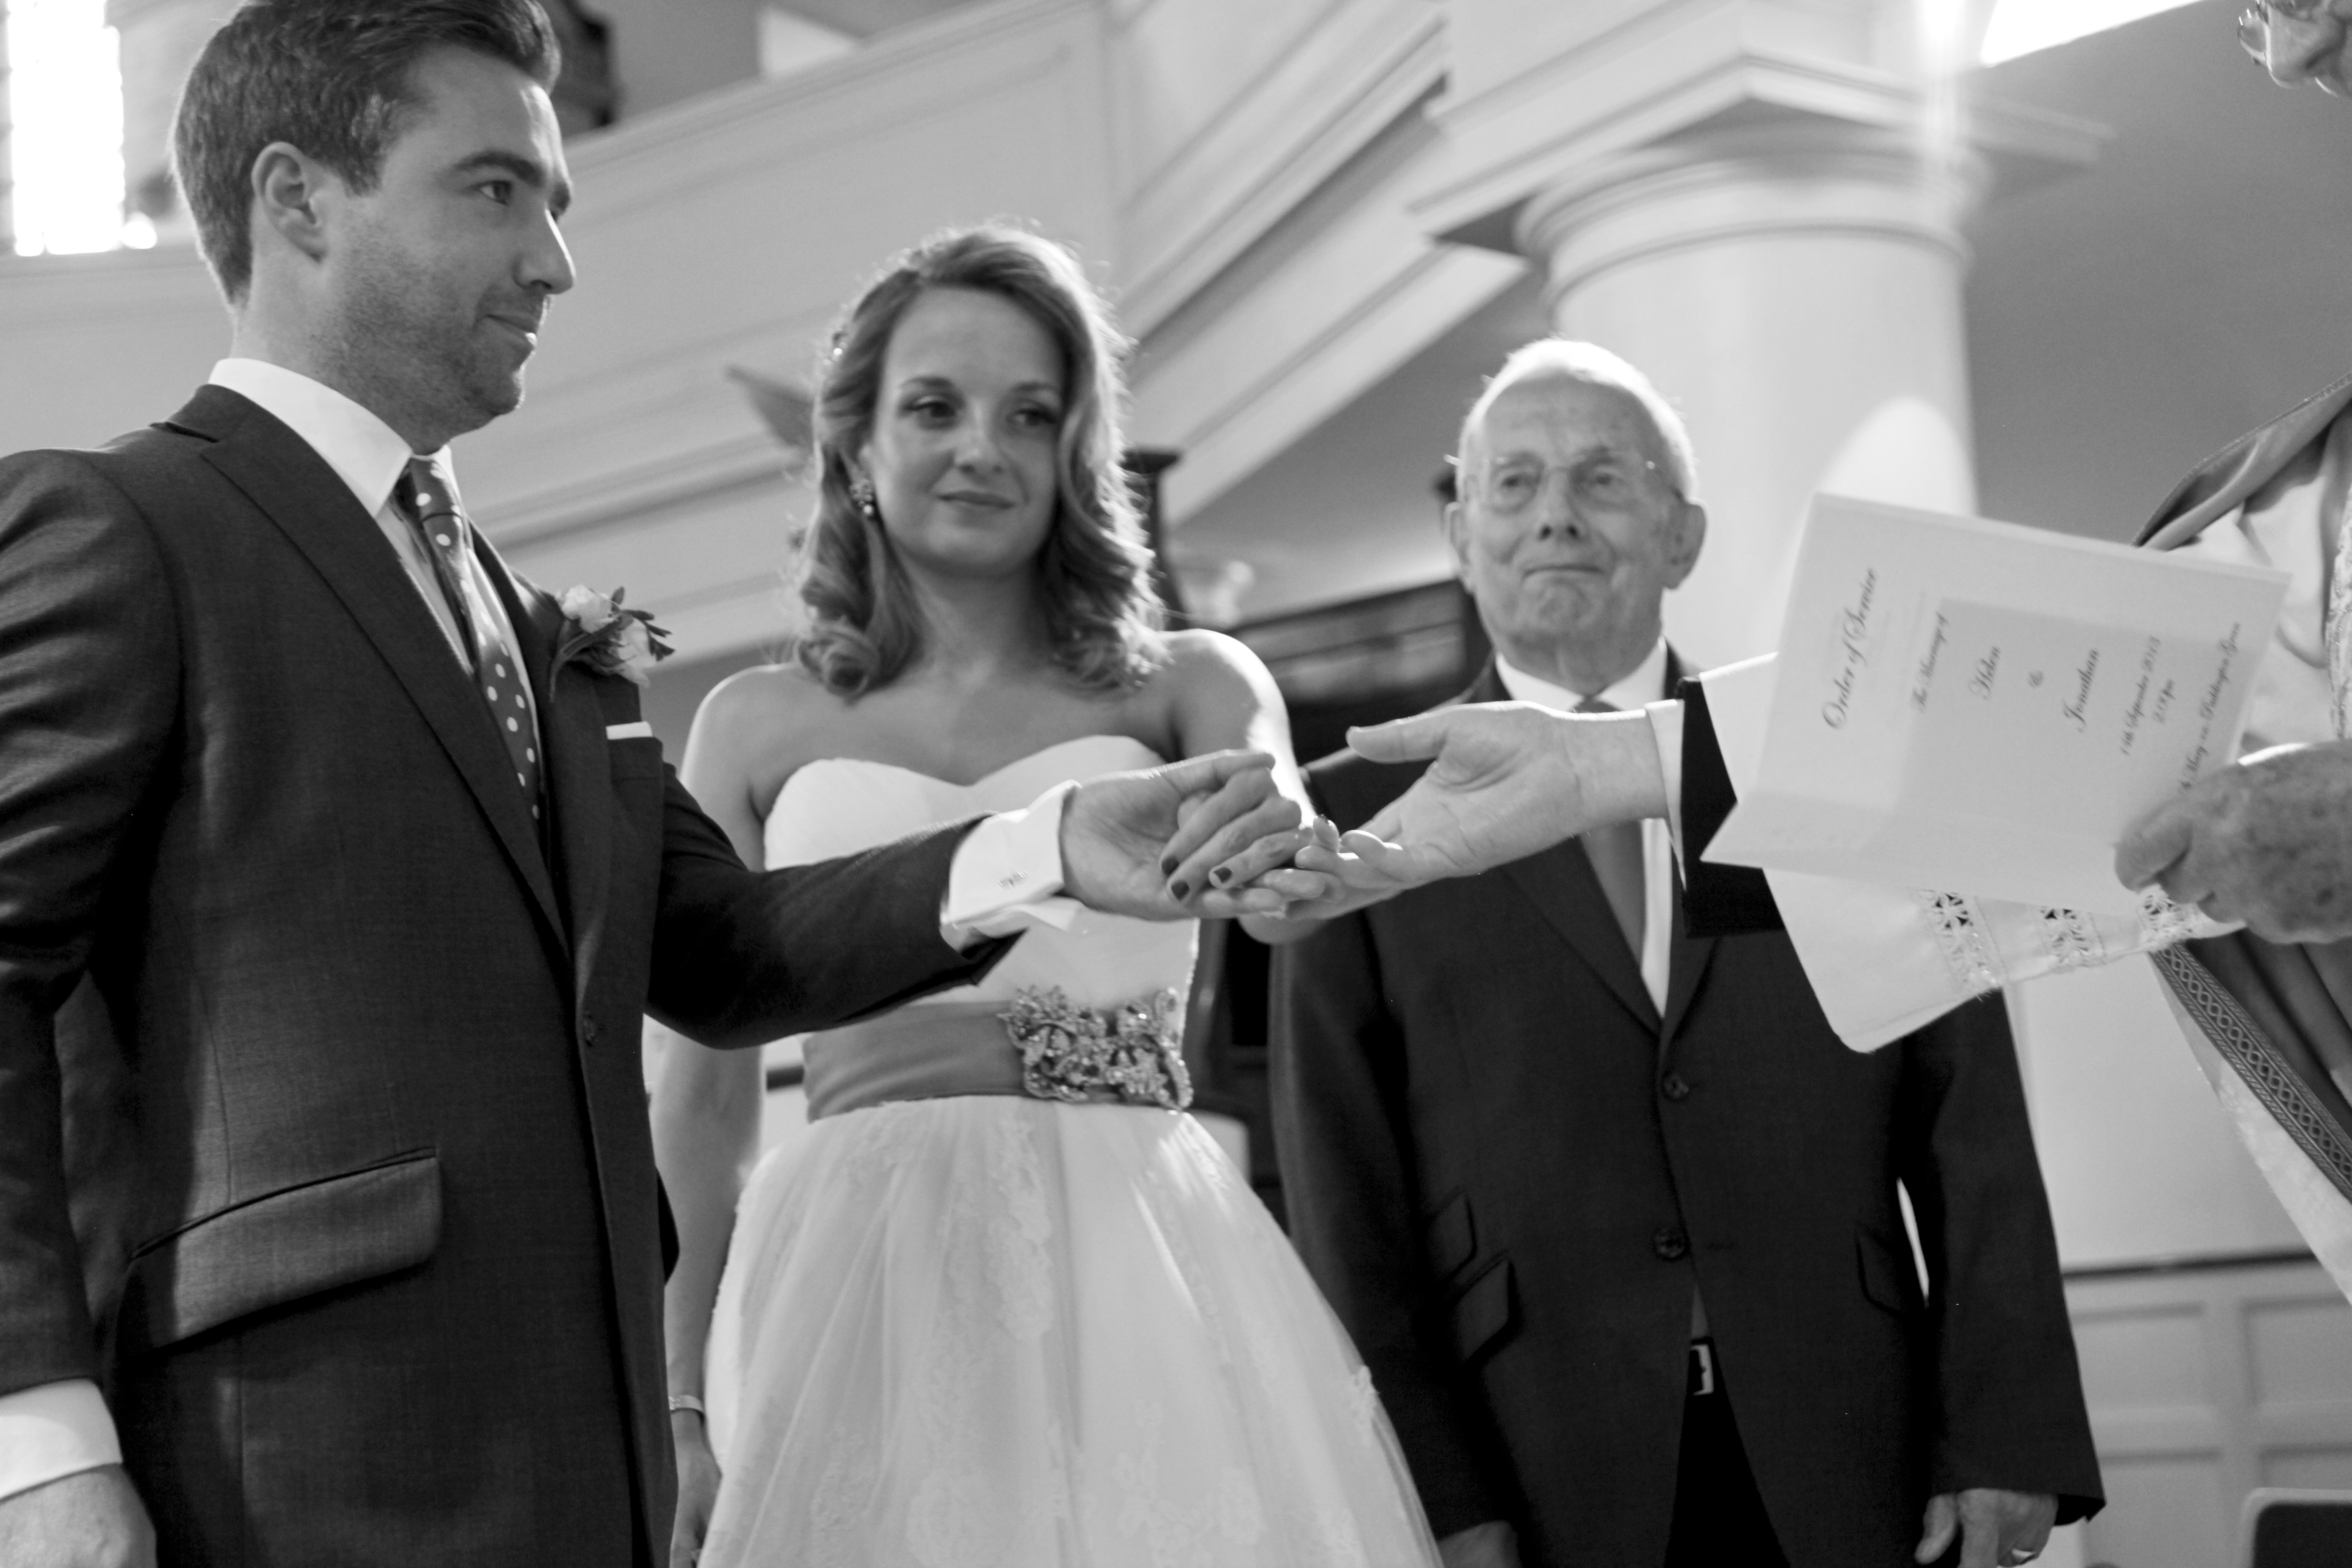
395;458;543;825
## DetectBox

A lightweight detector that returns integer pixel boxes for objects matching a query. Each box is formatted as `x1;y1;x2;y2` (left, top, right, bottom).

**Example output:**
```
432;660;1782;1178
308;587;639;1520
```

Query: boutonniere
555;586;674;686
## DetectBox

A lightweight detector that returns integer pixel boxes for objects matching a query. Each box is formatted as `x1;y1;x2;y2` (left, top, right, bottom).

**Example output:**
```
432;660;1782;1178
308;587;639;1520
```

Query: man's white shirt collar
1495;639;1670;712
207;358;452;518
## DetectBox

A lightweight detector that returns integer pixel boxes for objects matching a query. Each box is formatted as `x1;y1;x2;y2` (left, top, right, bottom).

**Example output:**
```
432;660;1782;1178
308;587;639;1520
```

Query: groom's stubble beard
318;217;535;450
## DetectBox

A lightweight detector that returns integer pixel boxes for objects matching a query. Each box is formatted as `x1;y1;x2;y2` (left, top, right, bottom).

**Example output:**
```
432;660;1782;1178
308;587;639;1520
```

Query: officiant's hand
0;1467;155;1568
1284;703;1667;903
1062;749;1306;919
2117;738;2352;943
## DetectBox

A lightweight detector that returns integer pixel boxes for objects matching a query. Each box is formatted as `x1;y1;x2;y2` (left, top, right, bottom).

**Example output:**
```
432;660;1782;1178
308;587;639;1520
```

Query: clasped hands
1083;712;2352;941
1058;702;1671;926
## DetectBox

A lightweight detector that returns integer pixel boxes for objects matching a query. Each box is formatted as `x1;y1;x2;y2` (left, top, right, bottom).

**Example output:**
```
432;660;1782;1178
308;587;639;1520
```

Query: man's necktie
394;458;543;823
1575;695;1646;962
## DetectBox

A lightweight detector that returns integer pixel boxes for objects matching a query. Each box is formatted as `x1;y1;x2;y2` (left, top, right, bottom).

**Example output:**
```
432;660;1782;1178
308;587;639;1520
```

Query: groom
0;4;1297;1565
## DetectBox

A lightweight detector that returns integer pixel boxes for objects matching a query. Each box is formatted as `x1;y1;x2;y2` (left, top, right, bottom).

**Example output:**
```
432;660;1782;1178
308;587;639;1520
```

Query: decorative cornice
1413;36;2105;253
1514;121;1982;305
563;0;1094;195
0;245;219;327
1114;0;1445;332
473;431;788;548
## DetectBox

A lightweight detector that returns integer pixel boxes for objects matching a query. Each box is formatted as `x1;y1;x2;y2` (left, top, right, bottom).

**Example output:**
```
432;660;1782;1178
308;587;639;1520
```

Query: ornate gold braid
2155;945;2352;1205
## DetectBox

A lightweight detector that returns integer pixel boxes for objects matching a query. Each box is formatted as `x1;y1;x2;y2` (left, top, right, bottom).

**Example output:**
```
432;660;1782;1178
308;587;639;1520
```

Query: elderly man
1271;340;2101;1568
1284;1;2352;1306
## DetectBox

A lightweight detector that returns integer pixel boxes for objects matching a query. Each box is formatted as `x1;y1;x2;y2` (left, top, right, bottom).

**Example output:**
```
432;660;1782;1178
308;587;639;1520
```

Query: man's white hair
1454;338;1700;500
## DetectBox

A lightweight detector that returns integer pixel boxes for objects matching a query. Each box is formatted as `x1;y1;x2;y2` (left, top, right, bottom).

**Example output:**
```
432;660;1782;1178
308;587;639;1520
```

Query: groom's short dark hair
172;0;560;301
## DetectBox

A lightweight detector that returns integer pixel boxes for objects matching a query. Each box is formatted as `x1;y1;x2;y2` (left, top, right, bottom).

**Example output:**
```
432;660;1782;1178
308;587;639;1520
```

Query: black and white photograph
3;3;2352;1566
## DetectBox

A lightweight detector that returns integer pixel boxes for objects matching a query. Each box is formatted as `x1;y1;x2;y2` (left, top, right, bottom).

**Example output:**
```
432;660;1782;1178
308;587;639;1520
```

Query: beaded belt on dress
802;987;1192;1120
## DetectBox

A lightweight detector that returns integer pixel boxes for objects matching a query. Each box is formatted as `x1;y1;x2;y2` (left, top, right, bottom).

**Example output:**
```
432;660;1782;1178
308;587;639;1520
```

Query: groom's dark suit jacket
0;386;1006;1566
1273;660;2101;1568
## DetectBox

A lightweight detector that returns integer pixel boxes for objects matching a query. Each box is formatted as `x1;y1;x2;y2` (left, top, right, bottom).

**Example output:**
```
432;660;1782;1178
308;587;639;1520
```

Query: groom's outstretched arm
645;751;1297;1050
0;452;175;1550
643;782;1010;1050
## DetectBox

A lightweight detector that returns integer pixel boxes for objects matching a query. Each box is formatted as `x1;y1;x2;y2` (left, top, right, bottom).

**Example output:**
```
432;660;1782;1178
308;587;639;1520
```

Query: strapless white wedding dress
701;735;1441;1568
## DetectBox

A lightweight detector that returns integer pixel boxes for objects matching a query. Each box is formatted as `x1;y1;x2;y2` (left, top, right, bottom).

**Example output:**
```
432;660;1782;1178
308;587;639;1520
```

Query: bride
650;225;1441;1568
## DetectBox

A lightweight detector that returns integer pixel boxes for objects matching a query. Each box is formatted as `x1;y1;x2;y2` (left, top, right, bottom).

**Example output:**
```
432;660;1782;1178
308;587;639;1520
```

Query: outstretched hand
2115;738;2352;943
1060;749;1308;920
1284;702;1669;907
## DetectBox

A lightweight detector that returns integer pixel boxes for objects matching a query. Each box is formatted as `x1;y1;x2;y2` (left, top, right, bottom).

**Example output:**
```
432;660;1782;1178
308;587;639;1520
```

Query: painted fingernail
1168;879;1190;900
1159;854;1180;874
1210;866;1233;886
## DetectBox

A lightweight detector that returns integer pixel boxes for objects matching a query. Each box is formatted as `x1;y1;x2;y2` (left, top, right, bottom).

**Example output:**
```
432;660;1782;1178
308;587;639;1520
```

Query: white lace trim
2037;905;2107;971
2138;886;2206;949
1916;890;2006;998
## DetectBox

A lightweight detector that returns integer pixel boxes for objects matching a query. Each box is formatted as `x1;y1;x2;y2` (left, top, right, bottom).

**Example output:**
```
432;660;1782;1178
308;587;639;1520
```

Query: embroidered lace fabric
1916;891;2006;996
1911;885;2224;1006
700;737;1441;1568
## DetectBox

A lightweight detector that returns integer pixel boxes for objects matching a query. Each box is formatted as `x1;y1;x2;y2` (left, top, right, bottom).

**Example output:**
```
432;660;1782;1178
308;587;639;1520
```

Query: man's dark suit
1273;660;2102;1568
0;386;1005;1565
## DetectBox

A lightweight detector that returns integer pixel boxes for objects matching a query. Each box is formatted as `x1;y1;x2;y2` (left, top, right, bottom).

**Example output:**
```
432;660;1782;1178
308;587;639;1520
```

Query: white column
1521;121;1981;666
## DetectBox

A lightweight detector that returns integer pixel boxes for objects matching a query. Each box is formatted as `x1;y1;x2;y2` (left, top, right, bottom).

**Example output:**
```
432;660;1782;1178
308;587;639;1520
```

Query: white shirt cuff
940;780;1085;945
0;1380;119;1503
1645;698;1686;855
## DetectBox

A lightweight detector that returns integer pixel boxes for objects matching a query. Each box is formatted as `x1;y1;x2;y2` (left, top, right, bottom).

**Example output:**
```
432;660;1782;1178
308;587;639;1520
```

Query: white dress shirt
0;361;1076;1503
1497;642;1676;1014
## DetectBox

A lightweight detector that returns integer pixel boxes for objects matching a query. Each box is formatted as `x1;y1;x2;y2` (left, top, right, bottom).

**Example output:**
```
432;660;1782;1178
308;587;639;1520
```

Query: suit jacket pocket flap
118;1151;441;1355
1856;1225;1919;1315
1448;1254;1515;1366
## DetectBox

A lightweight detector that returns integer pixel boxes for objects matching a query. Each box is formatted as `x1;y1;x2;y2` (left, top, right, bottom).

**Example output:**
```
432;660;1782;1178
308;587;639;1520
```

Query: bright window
3;0;142;256
1980;0;2205;65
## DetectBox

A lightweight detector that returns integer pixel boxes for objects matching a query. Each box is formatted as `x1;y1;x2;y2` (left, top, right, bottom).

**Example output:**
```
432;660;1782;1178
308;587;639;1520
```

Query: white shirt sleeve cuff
0;1380;119;1503
1644;698;1686;857
941;780;1085;946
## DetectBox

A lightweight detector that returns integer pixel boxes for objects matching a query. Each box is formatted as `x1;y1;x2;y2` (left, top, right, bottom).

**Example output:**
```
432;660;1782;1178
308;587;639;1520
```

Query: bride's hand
670;1410;720;1566
1219;817;1397;926
1061;750;1305;919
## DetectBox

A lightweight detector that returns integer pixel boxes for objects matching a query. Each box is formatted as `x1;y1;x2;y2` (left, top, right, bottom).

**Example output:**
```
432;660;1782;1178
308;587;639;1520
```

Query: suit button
579;1015;600;1047
1661;1072;1691;1101
1653;1226;1689;1261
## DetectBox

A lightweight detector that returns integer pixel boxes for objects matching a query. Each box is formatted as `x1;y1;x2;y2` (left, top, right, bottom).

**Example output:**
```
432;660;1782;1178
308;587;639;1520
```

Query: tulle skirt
702;1096;1442;1568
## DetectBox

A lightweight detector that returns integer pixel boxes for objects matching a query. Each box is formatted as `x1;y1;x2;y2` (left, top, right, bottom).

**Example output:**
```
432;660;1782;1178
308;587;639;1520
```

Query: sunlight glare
1981;0;2205;65
6;0;130;256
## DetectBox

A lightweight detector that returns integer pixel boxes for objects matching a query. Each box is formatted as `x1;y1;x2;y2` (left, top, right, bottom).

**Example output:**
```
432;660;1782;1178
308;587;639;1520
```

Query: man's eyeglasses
1472;452;1676;518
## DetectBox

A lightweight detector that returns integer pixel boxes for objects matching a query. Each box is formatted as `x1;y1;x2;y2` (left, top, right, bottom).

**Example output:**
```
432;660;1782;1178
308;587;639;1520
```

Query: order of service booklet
1701;494;2290;915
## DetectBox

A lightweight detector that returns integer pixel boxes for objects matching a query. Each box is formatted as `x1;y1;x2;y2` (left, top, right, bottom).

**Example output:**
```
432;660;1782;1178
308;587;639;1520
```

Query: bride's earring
851;475;881;525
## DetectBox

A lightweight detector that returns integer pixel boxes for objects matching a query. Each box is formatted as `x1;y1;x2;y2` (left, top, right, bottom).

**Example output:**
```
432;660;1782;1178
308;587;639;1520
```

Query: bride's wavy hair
791;224;1165;698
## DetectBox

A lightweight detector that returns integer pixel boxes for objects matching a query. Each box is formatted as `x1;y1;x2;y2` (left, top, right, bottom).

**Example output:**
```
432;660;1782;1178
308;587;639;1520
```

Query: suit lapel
1462;661;1662;1031
486;557;610;999
1504;846;1661;1032
180;388;567;945
1656;646;1716;1041
1659;868;1715;1042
